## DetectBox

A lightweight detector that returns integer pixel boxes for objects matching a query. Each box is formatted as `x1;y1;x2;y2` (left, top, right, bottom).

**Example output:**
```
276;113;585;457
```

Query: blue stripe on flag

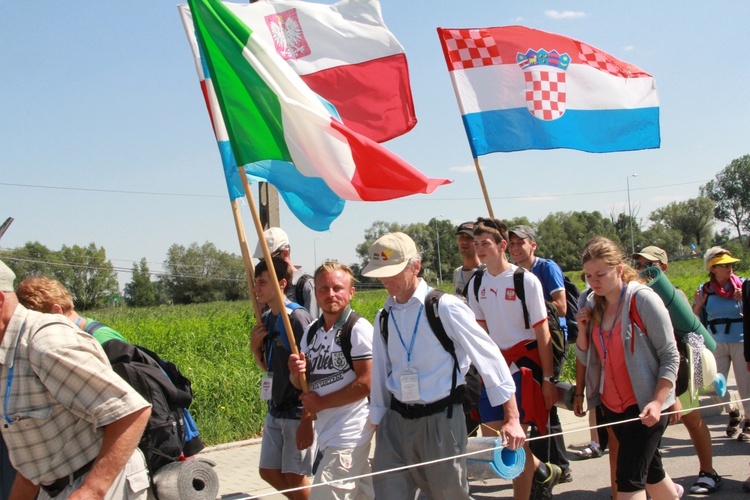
218;141;344;231
463;107;660;156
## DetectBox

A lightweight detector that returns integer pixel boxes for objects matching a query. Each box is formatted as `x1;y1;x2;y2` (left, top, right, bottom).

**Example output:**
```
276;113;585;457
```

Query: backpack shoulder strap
378;308;390;346
306;317;326;347
424;290;453;354
295;274;312;307
424;289;459;417
83;320;105;336
514;267;530;329
339;311;362;369
470;268;485;302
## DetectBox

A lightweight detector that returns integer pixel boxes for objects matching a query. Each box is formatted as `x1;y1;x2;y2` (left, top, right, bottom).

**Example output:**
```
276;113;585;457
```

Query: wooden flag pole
237;167;313;398
230;200;262;324
473;157;495;219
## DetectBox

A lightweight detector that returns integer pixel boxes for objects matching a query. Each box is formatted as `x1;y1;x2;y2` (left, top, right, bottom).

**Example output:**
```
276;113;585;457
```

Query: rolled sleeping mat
152;458;219;500
466;436;526;480
640;266;716;351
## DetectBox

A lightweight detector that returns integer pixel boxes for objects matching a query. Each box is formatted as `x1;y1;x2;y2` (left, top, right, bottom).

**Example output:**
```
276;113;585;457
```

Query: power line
1;255;245;283
0;179;710;202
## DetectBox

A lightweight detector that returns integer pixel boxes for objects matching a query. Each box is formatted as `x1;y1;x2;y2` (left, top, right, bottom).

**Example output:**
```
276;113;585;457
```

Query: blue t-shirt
530;257;567;332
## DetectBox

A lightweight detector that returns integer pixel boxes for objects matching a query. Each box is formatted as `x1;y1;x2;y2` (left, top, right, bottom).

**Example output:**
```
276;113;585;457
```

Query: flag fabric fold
437;26;660;157
181;0;447;231
180;5;343;231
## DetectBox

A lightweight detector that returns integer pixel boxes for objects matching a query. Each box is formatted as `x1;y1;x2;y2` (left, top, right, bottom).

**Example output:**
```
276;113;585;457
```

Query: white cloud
449;164;478;174
545;10;587;20
623;45;635;52
509;16;524;23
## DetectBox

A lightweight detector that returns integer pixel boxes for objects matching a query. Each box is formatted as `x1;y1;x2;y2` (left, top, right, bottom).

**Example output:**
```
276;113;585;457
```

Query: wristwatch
542;375;558;384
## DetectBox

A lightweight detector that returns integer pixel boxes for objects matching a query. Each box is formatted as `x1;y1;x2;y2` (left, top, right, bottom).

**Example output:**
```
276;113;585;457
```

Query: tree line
2;155;749;309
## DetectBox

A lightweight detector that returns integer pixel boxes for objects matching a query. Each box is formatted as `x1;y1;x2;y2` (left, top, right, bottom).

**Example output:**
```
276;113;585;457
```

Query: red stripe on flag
329;119;450;201
301;54;417;144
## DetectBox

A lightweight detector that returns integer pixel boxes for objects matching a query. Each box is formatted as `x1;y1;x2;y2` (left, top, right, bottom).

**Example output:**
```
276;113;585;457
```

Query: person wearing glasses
632;246;723;494
692;247;750;444
0;260;152;499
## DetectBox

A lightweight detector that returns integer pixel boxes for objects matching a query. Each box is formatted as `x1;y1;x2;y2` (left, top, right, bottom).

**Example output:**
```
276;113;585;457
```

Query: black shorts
600;404;668;492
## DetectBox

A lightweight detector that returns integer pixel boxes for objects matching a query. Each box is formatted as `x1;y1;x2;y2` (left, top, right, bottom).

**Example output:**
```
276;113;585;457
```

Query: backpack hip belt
389;387;464;420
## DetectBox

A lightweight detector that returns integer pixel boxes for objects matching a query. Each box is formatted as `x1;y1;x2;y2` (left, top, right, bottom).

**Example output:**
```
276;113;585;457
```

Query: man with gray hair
363;232;523;499
0;260;152;499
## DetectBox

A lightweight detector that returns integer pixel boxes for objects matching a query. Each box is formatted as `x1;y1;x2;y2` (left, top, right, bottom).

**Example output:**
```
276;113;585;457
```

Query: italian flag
187;0;449;205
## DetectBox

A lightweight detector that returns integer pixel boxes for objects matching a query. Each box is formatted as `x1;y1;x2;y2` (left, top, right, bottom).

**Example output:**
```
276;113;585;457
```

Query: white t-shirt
300;311;375;449
468;265;547;350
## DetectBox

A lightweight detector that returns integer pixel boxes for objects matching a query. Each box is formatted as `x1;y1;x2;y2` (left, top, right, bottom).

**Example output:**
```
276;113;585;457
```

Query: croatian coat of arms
516;49;571;121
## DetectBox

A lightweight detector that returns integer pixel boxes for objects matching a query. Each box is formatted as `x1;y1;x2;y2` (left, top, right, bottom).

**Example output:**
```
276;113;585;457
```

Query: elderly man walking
0;260;151;499
363;232;523;499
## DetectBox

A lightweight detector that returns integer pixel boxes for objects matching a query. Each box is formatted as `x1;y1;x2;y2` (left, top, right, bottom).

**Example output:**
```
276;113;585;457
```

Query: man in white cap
0;260;152;499
633;246;724;494
363;232;523;499
254;227;318;317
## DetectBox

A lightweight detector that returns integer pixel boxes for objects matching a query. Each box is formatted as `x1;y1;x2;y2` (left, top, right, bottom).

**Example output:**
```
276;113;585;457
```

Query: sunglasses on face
714;263;733;269
634;261;656;271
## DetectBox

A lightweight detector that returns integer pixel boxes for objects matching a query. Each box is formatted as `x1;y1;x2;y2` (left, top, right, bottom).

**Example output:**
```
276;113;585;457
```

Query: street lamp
433;215;444;285
313;236;322;270
626;174;639;255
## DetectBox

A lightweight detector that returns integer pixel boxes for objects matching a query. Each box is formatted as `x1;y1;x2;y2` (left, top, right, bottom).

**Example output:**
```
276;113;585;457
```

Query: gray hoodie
575;281;679;412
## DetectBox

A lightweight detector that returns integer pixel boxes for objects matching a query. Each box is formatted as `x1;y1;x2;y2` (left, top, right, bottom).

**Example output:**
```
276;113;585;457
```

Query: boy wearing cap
467;219;559;499
363;232;523;499
453;221;482;296
255;227;318;318
250;257;315;499
633;246;724;494
508;224;572;485
0;260;152;499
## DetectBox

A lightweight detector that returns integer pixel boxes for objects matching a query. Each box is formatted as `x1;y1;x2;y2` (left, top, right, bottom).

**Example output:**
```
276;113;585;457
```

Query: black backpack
306;311;363;369
471;267;567;373
294;274;313;309
102;340;194;475
378;289;482;418
563;276;581;343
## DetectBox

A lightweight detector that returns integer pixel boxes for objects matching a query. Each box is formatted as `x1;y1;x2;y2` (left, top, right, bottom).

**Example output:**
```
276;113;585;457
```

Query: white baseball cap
0;260;16;292
253;227;290;259
361;232;418;278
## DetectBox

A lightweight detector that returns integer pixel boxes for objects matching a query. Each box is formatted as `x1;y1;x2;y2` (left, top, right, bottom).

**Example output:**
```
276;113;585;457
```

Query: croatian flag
437;26;660;157
182;0;449;230
193;0;417;144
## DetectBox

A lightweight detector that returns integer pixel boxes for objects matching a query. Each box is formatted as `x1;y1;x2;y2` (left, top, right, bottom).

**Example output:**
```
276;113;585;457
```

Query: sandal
689;470;724;495
726;409;742;438
739;422;750;442
571;443;603;459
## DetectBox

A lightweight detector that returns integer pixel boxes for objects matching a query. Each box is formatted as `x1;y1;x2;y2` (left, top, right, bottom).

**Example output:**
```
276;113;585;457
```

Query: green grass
90;264;713;444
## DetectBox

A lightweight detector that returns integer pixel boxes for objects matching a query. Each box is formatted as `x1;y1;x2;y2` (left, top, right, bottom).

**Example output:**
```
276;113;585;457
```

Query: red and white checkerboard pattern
440;29;504;70
523;70;566;120
577;41;632;78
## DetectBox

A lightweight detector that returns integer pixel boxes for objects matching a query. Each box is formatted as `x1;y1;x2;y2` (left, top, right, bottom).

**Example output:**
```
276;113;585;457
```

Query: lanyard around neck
597;284;626;362
392;303;424;365
4;321;27;426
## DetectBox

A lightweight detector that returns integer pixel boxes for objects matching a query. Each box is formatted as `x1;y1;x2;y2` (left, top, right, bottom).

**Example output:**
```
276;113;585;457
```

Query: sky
2;1;749;289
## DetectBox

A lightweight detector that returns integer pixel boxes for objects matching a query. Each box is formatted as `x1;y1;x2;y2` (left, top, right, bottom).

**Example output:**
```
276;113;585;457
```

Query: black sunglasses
714;263;733;269
634;261;656;271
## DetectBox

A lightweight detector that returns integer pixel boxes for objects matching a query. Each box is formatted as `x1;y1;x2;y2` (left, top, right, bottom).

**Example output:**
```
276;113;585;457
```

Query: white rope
243;396;750;499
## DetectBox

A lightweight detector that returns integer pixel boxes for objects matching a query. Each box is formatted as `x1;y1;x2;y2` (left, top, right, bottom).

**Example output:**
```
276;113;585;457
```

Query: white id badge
261;372;273;400
400;368;420;402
